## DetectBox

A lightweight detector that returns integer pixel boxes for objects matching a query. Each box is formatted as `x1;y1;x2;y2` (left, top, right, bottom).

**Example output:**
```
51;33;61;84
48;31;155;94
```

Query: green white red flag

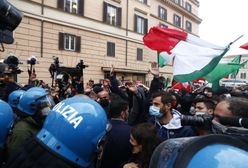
143;27;229;82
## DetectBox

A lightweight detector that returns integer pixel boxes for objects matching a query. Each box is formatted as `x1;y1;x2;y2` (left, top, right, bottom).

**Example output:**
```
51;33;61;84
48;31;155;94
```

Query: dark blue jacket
100;119;132;168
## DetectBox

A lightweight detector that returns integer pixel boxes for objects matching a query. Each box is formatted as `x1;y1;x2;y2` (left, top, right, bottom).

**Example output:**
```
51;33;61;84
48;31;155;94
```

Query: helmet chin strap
40;106;51;116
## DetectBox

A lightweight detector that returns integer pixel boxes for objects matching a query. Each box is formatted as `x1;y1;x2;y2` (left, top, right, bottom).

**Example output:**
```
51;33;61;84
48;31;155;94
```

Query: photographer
212;97;248;136
181;97;248;143
0;56;22;101
55;72;72;100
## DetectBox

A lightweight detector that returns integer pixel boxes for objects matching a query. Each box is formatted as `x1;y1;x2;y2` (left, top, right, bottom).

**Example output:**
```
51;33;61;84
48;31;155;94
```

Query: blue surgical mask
149;105;163;118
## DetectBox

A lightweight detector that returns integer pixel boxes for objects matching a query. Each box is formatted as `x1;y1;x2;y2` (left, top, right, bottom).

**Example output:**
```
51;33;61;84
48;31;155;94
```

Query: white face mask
195;112;206;116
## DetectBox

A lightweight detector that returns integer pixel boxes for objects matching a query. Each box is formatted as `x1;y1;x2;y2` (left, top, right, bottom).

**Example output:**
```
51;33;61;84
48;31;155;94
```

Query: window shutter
112;43;115;56
103;2;107;23
137;48;143;61
57;0;64;10
134;15;137;32
179;16;181;27
165;9;167;20
58;32;64;50
107;42;115;57
117;7;122;27
158;6;161;18
78;0;84;16
76;36;81;52
107;42;110;56
144;18;148;34
137;48;140;60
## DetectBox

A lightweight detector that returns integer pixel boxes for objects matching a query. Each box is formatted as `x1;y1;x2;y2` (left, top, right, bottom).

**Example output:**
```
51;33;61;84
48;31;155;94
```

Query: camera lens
180;114;213;130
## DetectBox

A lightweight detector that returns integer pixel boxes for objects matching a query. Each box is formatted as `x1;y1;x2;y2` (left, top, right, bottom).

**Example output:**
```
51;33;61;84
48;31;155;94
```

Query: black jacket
100;119;132;168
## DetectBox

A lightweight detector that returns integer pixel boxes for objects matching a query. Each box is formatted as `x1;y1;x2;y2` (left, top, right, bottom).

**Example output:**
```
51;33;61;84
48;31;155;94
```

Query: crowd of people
1;64;248;168
1;0;248;167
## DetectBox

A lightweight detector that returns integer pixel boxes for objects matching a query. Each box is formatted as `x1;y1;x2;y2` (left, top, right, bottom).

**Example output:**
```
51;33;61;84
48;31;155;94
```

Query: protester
100;94;132;168
193;97;215;116
127;82;148;126
188;97;216;135
203;87;213;98
148;91;196;141
123;123;161;168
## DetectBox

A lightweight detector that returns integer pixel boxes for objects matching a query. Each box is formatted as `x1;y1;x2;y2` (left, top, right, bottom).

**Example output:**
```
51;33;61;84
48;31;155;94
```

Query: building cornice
149;13;200;37
189;0;200;7
102;67;149;74
160;0;202;24
134;7;148;15
24;11;144;44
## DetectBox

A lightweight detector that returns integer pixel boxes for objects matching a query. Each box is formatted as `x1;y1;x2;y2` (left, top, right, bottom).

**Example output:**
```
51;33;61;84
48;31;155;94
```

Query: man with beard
149;91;196;141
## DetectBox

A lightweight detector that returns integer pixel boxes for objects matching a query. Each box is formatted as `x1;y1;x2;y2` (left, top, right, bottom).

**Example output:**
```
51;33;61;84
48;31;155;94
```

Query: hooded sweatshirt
149;109;196;141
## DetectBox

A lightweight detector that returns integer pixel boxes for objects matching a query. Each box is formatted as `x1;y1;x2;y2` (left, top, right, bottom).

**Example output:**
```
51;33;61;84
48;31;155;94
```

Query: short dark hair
203;87;212;93
193;97;216;110
109;94;128;118
152;91;174;105
223;97;248;118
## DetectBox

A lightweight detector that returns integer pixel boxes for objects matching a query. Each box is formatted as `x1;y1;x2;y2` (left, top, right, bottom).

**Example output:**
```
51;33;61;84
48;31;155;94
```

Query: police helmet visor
30;95;55;115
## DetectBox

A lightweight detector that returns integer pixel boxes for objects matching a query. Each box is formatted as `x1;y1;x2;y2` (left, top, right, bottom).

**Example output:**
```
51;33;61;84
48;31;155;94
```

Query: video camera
181;114;248;136
181;114;213;130
0;55;22;93
27;55;38;65
181;114;248;127
0;0;23;45
1;54;22;74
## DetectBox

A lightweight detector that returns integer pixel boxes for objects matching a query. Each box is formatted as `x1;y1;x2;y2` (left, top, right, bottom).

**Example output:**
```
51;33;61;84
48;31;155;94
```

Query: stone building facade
0;0;201;86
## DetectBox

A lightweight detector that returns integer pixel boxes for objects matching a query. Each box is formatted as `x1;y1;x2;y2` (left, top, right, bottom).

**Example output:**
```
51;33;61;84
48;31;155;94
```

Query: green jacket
7;117;40;157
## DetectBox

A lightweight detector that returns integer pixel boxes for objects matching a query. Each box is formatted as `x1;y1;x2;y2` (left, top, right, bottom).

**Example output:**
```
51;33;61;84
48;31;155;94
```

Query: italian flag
144;27;229;82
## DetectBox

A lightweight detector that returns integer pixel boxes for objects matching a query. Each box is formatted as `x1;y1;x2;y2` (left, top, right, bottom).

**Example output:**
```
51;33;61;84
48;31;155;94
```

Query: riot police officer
5;96;110;168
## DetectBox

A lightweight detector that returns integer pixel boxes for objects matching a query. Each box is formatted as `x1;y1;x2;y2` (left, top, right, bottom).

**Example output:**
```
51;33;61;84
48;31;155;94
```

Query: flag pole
192;82;209;93
229;35;244;46
157;52;160;71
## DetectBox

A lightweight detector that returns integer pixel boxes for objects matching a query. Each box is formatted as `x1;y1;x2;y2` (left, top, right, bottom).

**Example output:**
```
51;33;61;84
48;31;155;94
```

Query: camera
3;55;22;74
181;114;213;129
27;56;38;65
0;0;23;44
